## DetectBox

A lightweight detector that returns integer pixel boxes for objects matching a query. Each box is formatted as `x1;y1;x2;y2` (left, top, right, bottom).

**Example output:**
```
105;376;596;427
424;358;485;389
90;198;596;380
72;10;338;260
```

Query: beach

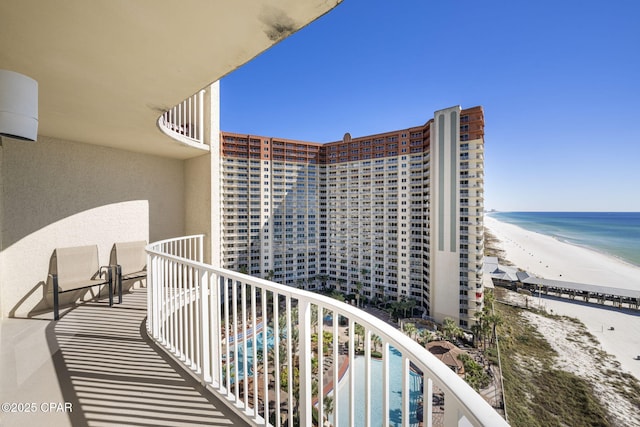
485;215;640;290
485;215;640;381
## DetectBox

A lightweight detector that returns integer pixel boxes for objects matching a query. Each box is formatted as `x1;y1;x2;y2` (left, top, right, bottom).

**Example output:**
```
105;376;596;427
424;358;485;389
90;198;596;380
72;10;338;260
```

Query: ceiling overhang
0;0;341;159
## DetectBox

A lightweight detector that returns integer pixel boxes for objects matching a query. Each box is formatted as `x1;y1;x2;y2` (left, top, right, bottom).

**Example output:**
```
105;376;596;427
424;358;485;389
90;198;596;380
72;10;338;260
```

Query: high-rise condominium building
219;105;484;327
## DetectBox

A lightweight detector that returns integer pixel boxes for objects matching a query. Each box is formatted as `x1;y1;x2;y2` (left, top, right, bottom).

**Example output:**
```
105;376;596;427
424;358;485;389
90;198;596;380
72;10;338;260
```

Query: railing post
188;95;192;139
299;298;312;427
161;257;168;345
443;391;460;426
240;281;249;411
212;273;222;388
198;89;204;143
333;309;340;425
200;267;211;384
169;259;176;353
402;356;410;427
260;287;268;420
273;292;280;426
251;285;259;420
348;318;355;427
195;265;202;373
364;329;371;427
286;296;294;426
147;253;154;336
177;102;182;136
317;303;324;426
425;377;433;427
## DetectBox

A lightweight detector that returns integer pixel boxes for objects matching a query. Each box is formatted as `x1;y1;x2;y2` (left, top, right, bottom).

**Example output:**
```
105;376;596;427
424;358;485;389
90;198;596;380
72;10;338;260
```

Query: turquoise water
230;328;423;426
227;326;274;381
490;212;640;267
332;347;422;427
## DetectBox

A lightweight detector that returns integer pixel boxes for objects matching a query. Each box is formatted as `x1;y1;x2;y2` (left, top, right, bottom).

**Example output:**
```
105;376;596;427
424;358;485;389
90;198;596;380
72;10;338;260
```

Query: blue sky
221;0;640;212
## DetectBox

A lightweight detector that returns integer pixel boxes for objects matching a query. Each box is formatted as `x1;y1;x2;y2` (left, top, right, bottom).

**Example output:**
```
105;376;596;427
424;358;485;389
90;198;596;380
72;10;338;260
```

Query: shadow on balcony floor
0;288;249;427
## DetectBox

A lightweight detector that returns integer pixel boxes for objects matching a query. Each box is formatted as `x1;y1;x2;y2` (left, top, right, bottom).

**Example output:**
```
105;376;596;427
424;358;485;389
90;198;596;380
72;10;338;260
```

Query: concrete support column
184;81;220;266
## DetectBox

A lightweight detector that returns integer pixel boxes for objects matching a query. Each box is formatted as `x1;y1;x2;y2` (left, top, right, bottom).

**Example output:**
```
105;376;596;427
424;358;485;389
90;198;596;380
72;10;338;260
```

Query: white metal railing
157;90;208;150
146;235;509;427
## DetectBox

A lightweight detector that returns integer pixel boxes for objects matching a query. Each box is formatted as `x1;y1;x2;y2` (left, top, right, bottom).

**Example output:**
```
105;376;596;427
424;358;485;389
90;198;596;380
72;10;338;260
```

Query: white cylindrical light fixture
0;69;38;141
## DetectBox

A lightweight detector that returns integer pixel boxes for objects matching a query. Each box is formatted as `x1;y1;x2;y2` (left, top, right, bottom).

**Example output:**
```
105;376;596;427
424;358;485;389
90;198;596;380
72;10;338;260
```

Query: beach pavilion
427;340;466;375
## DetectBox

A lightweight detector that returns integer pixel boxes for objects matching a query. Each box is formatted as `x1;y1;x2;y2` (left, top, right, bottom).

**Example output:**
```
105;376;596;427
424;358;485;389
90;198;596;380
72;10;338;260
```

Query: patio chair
49;245;113;320
111;241;147;303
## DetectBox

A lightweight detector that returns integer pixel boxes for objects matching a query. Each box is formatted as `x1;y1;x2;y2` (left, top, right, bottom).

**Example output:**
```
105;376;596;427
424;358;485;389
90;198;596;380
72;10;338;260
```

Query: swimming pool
225;325;275;382
330;347;422;427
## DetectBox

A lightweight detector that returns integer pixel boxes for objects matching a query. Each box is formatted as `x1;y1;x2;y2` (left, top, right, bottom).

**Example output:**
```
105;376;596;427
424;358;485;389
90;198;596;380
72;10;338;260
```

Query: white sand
485;215;640;290
522;308;640;427
485;215;640;382
540;298;640;381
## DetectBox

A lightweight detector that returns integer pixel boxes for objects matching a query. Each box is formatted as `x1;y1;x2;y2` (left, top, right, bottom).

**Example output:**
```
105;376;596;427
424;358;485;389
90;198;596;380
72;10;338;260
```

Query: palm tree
307;276;317;290
441;317;462;342
470;322;482;347
371;334;382;353
330;290;345;302
265;270;274;281
481;317;491;349
404;322;418;340
484;289;496;306
310;304;319;334
404;298;416;318
318;274;328;291
338;278;347;293
323;395;334;420
390;300;403;320
486;312;503;344
355;281;363;308
417;328;433;346
354;323;365;351
473;311;486;347
321;331;334;356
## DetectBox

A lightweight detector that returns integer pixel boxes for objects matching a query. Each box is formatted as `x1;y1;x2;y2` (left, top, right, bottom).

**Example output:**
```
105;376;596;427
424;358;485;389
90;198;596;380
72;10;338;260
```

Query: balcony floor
0;288;248;427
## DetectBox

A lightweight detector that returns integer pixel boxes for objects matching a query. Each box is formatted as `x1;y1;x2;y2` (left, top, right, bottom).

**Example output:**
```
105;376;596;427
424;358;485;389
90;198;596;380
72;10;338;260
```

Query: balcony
158;90;208;151
0;284;248;427
0;2;499;426
145;235;507;426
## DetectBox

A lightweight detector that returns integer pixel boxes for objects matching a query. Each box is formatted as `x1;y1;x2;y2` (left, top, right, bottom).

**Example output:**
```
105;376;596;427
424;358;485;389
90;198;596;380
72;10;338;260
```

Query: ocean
489;212;640;268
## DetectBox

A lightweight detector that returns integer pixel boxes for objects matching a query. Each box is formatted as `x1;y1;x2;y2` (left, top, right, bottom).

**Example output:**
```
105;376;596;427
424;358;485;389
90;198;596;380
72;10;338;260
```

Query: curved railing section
157;90;209;151
146;235;509;427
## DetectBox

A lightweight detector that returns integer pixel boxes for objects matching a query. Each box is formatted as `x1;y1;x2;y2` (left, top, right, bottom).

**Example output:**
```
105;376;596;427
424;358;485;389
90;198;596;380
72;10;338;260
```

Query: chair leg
108;269;113;307
53;275;59;321
117;266;123;304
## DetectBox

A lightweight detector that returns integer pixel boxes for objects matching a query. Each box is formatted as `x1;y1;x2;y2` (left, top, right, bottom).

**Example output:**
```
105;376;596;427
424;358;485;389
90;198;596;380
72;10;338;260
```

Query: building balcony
158;91;208;151
1;2;495;426
0;285;249;427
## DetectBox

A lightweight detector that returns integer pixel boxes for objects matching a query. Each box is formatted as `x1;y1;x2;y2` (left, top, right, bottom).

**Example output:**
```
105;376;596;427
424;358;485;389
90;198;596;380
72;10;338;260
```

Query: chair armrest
98;266;114;281
49;273;58;292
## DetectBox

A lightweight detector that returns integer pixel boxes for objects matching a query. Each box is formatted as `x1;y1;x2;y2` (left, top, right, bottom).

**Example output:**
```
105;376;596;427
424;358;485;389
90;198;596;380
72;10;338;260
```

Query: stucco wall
0;136;185;318
429;107;462;324
185;153;211;262
184;82;220;266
